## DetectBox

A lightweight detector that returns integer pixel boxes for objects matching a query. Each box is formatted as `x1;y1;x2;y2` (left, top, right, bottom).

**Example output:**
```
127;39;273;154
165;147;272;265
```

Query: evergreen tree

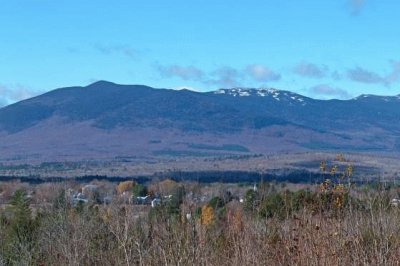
9;190;35;243
3;189;39;264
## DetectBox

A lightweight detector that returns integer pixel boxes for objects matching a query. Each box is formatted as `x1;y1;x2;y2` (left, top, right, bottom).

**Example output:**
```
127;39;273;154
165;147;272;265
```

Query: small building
151;198;161;208
134;195;151;205
71;193;88;207
390;198;400;207
82;184;99;196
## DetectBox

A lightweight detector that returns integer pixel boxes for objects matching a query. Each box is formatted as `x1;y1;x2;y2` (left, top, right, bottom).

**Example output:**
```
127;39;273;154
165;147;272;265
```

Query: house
164;195;173;200
390;198;400;207
82;184;99;196
101;195;113;204
71;193;88;207
134;195;151;205
151;198;161;208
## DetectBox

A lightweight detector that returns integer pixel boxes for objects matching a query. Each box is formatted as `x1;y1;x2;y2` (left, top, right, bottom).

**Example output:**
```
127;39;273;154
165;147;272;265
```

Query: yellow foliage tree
201;205;214;226
116;181;135;194
157;178;178;195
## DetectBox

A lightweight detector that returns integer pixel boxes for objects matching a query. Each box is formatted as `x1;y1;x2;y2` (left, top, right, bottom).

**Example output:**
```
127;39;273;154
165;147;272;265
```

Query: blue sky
0;0;399;105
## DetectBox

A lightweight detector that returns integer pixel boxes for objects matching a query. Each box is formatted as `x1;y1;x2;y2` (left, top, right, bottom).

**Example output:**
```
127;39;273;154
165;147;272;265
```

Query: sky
0;0;400;105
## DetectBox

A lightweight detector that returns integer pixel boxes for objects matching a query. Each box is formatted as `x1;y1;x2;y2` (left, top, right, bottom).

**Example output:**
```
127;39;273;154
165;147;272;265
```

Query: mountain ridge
0;81;399;162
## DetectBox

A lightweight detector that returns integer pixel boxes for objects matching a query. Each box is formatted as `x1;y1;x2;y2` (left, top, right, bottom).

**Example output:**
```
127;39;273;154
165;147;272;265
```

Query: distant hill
0;80;399;162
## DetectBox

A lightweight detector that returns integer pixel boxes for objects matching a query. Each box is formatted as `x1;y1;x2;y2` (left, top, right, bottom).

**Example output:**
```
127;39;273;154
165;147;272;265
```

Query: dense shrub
132;184;148;197
1;180;400;265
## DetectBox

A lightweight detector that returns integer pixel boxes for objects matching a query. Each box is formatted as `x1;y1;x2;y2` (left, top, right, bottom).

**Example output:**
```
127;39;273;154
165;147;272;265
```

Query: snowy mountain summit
213;88;308;103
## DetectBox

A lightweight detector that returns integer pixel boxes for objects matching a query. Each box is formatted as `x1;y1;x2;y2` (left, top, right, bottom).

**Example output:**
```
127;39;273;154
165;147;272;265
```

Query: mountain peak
86;80;117;88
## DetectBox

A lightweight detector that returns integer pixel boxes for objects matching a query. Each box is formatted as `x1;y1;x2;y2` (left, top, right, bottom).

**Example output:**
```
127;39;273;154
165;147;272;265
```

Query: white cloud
158;65;204;81
0;84;40;107
347;61;400;86
347;67;384;84
157;63;281;88
207;66;243;87
310;84;352;99
386;60;400;84
293;62;327;78
245;64;281;82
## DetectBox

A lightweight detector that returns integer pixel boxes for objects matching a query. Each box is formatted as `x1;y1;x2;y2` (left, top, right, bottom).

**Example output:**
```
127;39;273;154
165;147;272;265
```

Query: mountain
0;80;399;162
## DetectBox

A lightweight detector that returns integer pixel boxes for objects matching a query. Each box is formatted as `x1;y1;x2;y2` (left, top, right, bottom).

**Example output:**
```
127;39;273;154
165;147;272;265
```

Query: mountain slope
0;81;399;162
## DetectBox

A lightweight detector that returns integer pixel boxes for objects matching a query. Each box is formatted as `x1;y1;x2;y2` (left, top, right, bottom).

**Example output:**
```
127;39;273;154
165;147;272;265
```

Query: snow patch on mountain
213;88;307;104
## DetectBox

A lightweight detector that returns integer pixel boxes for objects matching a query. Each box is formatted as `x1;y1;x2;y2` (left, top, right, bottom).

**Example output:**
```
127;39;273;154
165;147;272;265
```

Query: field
0;152;399;182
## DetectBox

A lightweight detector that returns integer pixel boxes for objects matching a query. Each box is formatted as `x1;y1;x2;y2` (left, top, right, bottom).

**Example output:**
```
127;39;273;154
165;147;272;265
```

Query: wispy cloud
310;84;352;99
347;62;400;86
245;64;281;82
157;65;204;81
0;84;41;107
348;0;366;16
386;60;400;84
293;62;327;78
94;44;138;59
207;66;243;87
157;64;281;88
331;71;342;80
347;67;384;84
